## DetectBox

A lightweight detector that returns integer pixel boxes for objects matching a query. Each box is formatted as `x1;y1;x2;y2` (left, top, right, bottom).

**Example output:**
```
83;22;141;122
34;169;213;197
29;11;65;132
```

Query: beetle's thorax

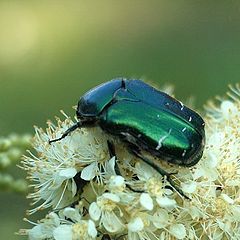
76;79;123;117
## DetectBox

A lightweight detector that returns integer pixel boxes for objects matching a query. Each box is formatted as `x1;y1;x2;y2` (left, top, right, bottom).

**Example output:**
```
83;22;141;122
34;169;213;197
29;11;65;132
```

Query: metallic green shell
98;80;205;167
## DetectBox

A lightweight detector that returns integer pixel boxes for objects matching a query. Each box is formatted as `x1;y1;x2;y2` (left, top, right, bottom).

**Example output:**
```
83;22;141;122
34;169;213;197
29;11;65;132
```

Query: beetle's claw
48;137;62;144
166;174;190;200
126;184;144;193
168;170;178;176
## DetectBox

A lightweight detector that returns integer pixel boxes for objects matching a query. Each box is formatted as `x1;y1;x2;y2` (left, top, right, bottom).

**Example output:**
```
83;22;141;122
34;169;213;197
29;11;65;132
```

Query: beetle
49;79;205;198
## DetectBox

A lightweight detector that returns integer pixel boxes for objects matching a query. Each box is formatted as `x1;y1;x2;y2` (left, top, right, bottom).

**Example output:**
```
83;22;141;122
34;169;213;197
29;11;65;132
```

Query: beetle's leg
49;122;81;144
107;140;116;160
107;140;143;193
73;171;88;194
129;147;190;200
164;169;179;191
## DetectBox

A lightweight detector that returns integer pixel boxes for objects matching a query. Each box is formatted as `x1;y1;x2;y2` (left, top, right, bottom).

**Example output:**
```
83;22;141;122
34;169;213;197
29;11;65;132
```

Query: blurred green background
1;1;240;239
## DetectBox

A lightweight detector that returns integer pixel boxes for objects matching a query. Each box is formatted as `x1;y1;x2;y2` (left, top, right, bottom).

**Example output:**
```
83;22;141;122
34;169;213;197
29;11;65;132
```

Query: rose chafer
49;79;205;198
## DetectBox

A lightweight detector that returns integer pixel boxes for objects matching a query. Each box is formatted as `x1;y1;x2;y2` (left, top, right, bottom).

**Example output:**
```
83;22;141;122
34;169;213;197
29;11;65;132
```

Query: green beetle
50;79;205;198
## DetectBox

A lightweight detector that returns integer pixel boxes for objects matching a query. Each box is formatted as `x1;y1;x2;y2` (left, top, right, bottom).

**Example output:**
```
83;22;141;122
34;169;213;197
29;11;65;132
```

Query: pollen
146;177;163;196
211;197;228;218
219;161;238;180
97;198;117;211
72;222;87;239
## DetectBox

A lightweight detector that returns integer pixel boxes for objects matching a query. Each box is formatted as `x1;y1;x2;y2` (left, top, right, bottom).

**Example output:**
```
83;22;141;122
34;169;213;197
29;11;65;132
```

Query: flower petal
102;212;123;233
59;168;77;179
156;196;176;208
53;225;72;240
169;224;186;239
28;225;46;240
106;157;116;175
63;207;81;222
152;209;169;228
181;181;197;194
139;193;153;210
128;217;144;232
102;193;120;203
81;162;97;180
89;202;101;221
87;220;97;238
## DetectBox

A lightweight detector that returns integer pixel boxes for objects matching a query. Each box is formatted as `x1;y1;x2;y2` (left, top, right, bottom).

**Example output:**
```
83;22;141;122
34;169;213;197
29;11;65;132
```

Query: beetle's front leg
128;146;190;200
49;120;94;144
49;122;81;144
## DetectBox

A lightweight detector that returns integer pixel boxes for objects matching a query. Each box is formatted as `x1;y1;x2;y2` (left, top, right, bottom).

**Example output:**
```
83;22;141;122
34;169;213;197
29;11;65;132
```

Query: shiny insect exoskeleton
49;79;205;198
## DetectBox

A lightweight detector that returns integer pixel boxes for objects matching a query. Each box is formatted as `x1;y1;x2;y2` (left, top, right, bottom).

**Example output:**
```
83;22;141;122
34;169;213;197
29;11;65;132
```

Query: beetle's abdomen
100;100;205;167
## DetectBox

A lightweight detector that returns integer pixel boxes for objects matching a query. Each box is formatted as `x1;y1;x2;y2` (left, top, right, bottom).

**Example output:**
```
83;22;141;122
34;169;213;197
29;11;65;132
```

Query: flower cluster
20;86;240;240
0;133;31;193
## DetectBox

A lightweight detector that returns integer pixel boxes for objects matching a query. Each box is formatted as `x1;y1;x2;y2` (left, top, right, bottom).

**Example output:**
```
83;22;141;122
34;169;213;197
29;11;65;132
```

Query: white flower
133;161;177;210
127;213;156;240
27;212;60;240
89;193;124;233
22;116;110;213
192;151;219;181
60;207;97;240
21;85;240;240
22;207;98;240
107;175;126;193
152;210;186;239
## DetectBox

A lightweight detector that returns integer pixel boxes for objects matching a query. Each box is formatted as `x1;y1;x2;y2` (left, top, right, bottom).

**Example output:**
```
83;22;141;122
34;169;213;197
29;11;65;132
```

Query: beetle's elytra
49;79;205;198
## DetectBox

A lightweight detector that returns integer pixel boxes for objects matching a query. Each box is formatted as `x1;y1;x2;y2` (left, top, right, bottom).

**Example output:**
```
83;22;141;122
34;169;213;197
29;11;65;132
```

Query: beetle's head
77;95;99;116
76;98;98;125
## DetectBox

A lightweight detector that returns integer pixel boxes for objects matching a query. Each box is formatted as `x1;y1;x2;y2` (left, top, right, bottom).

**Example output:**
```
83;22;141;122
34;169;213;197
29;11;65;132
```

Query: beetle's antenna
49;122;81;144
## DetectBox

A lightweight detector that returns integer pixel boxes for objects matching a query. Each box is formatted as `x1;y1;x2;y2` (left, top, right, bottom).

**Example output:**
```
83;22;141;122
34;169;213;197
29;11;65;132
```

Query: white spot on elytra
188;116;192;122
182;127;186;132
156;129;172;150
179;101;184;110
182;150;187;157
157;114;160;118
137;134;142;138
